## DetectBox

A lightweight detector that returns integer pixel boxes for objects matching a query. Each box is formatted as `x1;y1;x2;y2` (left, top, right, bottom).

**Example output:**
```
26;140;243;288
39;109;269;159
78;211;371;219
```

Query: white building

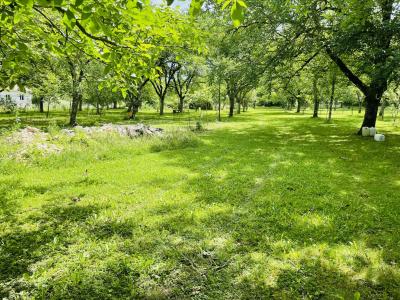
0;85;33;108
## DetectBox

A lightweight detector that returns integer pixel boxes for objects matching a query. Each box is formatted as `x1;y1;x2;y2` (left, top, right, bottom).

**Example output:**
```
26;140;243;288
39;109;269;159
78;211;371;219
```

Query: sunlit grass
0;108;399;299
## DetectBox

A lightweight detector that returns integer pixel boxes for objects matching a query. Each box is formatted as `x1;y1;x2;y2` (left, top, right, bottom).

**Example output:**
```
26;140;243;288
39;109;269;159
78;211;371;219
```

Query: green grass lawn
1;108;400;299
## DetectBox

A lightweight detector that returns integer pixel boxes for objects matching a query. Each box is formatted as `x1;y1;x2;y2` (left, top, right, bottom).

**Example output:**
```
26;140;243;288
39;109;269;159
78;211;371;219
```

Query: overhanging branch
325;47;369;96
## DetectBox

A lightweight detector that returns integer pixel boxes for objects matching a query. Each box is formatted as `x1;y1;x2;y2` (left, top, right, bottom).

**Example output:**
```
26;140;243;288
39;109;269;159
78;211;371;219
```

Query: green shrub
194;121;203;131
0;97;17;113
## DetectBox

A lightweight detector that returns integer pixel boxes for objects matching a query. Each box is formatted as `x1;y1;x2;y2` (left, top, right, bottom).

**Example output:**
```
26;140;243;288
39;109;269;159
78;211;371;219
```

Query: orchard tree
31;71;64;117
1;0;209;125
173;58;199;113
227;0;400;133
126;76;150;119
151;53;181;115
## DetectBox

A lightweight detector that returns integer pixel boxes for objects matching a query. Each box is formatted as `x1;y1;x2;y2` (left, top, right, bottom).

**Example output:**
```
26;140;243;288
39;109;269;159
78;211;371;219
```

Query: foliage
187;87;213;110
1;0;206;124
223;0;400;130
0;95;17;113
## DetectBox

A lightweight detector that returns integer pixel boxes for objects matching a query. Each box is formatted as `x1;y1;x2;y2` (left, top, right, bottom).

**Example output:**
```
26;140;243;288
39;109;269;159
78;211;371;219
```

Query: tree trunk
113;101;117;109
69;85;80;126
46;101;50;118
127;92;140;120
228;94;234;117
218;81;221;122
68;61;83;127
313;100;320;118
358;94;380;133
237;99;241;114
379;100;386;120
69;75;82;126
178;96;184;113
159;95;165;115
312;77;319;118
39;97;44;113
327;70;337;122
78;98;83;111
328;98;334;121
131;104;139;120
96;101;100;115
296;100;301;113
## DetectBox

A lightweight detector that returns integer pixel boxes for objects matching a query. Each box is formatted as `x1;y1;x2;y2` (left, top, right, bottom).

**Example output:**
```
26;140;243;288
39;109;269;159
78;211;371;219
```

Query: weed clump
150;130;201;152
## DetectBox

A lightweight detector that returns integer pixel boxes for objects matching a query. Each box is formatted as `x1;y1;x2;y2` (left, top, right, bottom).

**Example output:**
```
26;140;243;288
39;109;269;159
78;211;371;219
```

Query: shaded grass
0;108;399;299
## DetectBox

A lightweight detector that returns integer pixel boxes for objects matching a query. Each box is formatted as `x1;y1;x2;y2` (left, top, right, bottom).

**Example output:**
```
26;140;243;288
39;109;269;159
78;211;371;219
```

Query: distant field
1;108;399;299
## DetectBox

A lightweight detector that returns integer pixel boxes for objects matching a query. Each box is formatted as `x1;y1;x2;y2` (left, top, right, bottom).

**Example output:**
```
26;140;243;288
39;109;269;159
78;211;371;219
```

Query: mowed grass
1;108;400;299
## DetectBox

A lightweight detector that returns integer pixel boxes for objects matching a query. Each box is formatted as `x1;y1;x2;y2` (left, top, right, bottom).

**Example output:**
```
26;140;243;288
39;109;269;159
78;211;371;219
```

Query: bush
195;121;203;131
0;97;17;113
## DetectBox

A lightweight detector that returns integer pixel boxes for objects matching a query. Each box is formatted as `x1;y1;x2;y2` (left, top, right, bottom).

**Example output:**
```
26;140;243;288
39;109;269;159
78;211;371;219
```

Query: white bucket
369;127;376;136
374;134;385;142
362;127;370;137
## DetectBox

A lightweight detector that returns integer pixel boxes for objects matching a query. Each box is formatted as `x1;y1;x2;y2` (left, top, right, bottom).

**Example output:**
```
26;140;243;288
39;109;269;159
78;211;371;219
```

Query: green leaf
63;10;76;29
52;0;63;7
166;0;174;5
75;0;84;7
221;0;231;10
230;1;245;27
81;12;91;20
104;64;112;75
13;11;22;24
121;88;127;99
236;0;247;8
189;0;204;16
88;19;100;34
16;0;34;8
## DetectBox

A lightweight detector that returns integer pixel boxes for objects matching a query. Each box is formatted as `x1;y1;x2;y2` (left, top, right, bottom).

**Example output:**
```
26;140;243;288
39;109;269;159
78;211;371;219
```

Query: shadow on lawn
150;113;400;298
1;110;399;299
0;178;22;220
0;203;101;296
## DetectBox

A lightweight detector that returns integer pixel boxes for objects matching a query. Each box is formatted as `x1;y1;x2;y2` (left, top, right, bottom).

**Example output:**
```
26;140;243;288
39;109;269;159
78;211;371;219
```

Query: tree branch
52;6;121;48
325;47;369;96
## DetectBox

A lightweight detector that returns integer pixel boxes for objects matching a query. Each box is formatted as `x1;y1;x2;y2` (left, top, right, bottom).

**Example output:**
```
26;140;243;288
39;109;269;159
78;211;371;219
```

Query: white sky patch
150;0;190;11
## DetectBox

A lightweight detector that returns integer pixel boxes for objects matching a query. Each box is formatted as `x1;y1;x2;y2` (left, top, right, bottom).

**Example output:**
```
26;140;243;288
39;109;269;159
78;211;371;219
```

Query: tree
230;0;400;133
151;53;181;115
126;77;150;119
1;0;203;125
82;62;120;115
173;63;196;113
31;72;63;117
312;74;320;118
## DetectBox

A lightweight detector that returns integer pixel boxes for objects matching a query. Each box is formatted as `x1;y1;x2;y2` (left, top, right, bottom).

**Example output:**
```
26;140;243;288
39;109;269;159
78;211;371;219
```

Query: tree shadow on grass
0;178;22;221
1;110;399;299
0;203;101;297
150;113;400;298
235;257;400;299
